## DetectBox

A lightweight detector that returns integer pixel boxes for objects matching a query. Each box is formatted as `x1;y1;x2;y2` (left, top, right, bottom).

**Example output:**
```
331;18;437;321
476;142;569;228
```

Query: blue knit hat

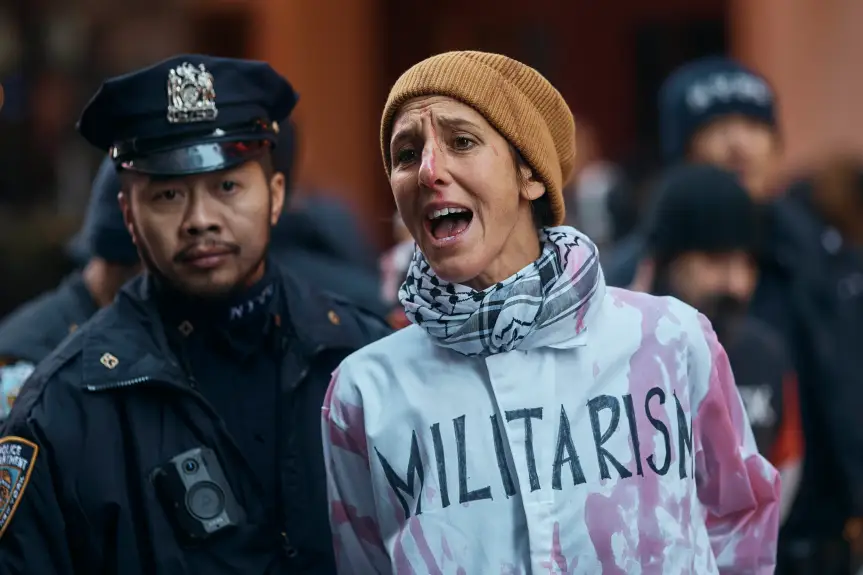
67;156;139;266
659;57;776;164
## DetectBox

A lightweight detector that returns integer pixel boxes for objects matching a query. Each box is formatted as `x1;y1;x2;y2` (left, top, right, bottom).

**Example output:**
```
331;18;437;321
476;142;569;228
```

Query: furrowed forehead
391;100;489;143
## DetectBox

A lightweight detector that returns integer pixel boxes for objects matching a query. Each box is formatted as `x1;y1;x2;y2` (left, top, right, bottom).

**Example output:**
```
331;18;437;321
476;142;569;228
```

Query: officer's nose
182;193;221;236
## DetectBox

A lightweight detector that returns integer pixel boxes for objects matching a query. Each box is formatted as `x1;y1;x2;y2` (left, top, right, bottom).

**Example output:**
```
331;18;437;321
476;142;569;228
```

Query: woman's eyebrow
435;115;482;132
390;123;419;149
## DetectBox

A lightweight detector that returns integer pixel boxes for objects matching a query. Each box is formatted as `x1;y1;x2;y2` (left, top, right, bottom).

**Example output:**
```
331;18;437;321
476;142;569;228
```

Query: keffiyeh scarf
399;226;602;357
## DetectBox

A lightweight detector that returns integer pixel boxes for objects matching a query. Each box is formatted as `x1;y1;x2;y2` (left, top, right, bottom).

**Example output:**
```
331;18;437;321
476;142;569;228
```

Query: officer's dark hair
509;145;554;228
257;149;276;182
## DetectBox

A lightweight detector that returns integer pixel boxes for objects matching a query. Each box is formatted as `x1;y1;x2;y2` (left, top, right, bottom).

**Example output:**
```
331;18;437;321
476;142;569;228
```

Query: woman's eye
453;136;475;150
396;148;417;165
157;189;179;201
220;180;237;192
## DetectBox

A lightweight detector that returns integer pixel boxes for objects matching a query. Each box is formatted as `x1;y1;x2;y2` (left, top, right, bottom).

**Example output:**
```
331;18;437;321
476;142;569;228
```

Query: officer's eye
156;189;179;201
395;148;416;166
220;180;237;193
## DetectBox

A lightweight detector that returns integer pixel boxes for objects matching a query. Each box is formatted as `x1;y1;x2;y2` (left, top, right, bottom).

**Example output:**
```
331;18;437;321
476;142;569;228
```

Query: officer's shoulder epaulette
0;324;85;430
29;322;87;385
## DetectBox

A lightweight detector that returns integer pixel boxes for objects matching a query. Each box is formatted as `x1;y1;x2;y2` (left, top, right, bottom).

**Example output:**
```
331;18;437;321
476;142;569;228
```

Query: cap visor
119;140;270;176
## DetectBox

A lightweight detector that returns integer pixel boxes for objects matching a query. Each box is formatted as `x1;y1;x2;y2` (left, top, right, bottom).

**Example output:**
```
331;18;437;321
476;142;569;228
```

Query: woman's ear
519;165;546;201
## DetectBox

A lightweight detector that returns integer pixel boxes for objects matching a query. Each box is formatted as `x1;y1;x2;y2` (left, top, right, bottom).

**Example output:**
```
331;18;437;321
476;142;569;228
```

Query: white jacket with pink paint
322;280;780;574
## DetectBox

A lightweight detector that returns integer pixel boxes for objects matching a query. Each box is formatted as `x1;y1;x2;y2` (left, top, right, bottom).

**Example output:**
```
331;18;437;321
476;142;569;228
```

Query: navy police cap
77;54;298;176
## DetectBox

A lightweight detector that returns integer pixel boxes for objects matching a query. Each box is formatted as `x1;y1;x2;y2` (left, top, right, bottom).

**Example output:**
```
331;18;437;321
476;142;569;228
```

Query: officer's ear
268;170;285;227
117;190;138;246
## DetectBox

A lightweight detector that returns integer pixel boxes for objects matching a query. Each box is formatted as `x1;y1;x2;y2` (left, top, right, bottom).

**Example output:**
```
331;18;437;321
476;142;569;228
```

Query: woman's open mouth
423;206;474;245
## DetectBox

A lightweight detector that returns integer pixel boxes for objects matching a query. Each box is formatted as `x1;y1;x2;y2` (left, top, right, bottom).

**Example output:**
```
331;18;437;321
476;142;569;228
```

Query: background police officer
267;122;387;317
0;55;389;574
0;156;140;418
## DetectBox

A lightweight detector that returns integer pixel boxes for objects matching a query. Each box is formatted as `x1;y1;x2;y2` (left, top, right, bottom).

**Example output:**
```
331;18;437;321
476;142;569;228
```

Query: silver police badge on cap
167;62;218;124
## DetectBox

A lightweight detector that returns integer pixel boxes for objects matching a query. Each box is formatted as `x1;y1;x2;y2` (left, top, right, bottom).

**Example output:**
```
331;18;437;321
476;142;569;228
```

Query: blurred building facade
1;0;862;248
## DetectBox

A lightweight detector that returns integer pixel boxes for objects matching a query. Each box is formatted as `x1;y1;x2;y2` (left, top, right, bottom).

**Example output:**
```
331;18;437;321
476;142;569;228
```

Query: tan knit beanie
380;51;576;226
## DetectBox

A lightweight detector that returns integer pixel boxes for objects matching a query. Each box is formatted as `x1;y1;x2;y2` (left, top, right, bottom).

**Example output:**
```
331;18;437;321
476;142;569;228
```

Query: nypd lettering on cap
0;436;39;538
686;72;773;113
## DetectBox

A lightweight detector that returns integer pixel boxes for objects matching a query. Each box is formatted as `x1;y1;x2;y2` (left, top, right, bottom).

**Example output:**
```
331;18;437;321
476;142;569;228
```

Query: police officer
0;156;140;417
0;55;390;574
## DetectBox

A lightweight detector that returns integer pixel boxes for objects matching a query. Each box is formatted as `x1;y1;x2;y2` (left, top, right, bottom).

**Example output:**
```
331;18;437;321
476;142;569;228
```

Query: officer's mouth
176;246;238;270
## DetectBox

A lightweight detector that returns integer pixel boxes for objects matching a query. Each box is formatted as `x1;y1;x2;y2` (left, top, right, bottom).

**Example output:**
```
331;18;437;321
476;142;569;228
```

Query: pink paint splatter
388;489;413;574
323;370;369;466
409;517;442;575
585;482;636;575
695;314;780;571
585;290;687;572
327;396;369;467
331;500;384;551
540;521;575;573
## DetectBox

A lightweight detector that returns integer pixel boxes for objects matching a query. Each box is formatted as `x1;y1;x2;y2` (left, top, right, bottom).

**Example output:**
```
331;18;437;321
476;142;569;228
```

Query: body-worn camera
151;447;245;543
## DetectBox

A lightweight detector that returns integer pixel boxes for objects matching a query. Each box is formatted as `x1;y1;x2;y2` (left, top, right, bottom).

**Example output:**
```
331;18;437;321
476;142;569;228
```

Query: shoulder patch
0;362;35;418
0;436;38;538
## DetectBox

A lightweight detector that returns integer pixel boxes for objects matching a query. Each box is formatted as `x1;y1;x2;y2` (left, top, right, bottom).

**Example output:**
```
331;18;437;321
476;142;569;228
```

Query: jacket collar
276;262;376;352
81;264;374;390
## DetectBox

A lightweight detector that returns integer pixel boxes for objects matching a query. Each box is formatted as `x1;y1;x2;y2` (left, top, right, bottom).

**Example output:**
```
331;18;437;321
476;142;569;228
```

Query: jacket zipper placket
276;341;326;561
92;340;332;561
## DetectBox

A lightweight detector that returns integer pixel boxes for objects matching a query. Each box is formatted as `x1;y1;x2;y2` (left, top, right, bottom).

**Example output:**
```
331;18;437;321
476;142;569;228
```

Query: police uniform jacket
0;263;390;575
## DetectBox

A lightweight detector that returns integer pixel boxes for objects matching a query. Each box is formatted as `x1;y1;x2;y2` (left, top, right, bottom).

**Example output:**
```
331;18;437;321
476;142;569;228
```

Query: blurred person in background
642;163;803;527
755;159;863;575
268;122;387;317
563;119;624;262
0;55;389;574
606;56;781;290
0;155;140;420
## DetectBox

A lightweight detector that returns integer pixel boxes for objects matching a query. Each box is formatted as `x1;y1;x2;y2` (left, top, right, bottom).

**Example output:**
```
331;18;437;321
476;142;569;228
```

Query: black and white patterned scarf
399;226;602;357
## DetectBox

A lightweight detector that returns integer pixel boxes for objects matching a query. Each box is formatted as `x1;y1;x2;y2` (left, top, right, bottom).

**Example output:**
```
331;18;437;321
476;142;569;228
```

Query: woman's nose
418;140;445;189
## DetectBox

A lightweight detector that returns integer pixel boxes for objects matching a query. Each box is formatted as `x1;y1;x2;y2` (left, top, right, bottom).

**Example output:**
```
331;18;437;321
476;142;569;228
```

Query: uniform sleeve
322;364;390;574
692;314;780;575
0;410;76;575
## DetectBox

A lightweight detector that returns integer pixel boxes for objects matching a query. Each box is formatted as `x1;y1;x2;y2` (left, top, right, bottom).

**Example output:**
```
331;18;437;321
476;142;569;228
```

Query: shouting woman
322;51;779;574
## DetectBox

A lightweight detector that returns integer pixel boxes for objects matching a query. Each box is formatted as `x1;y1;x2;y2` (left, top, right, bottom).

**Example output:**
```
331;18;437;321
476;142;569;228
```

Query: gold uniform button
327;310;341;326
